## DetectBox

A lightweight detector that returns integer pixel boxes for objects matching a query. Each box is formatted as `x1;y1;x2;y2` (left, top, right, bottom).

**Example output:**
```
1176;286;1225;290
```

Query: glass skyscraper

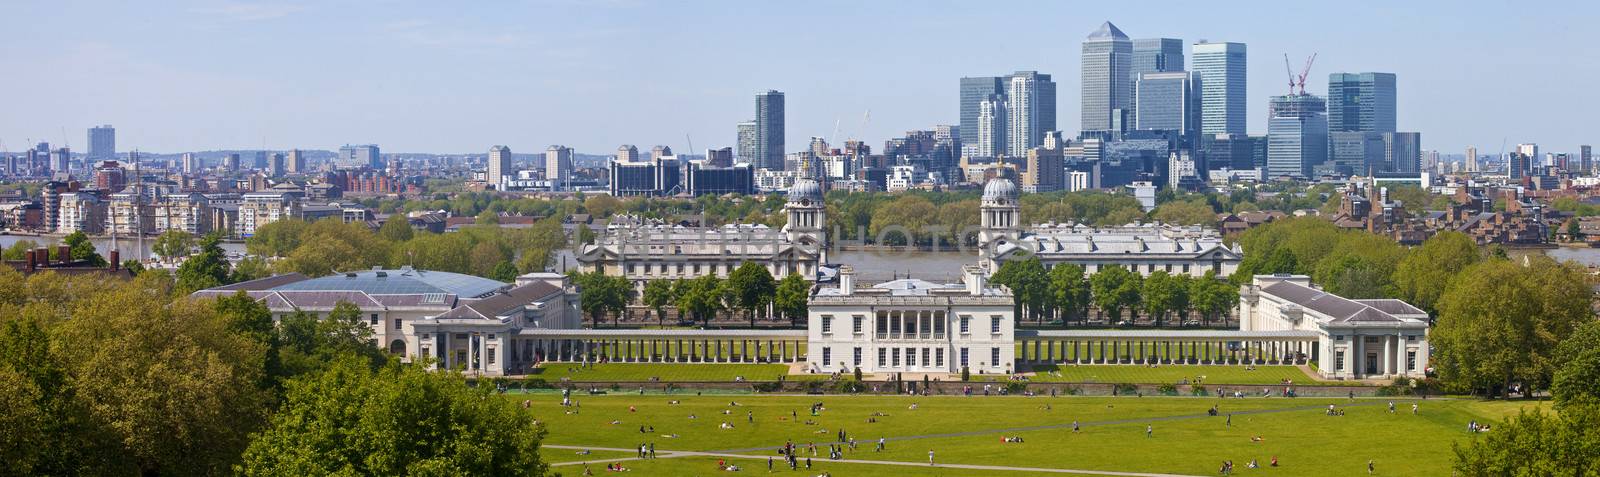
1006;71;1056;155
959;76;1004;155
88;125;115;161
755;90;785;171
1131;38;1184;128
1266;94;1327;179
959;72;1053;157
1081;22;1132;133
1328;72;1397;133
1192;41;1247;136
1134;72;1197;136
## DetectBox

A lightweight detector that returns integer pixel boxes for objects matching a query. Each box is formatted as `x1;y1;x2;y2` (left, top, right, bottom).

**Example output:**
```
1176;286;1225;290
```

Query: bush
751;382;782;393
1115;383;1139;395
1157;383;1180;396
1190;386;1209;396
1003;382;1028;394
833;381;867;394
1063;386;1081;396
854;367;863;382
961;366;971;381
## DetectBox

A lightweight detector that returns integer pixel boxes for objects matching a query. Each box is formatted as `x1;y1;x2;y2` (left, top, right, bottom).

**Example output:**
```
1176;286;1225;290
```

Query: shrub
1003;382;1028;394
751;382;782;393
854;367;863;382
1157;383;1180;396
1190;386;1209;396
961;366;971;381
1114;383;1139;395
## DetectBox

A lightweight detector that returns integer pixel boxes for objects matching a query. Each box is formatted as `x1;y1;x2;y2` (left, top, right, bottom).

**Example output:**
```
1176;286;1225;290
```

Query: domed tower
978;177;1021;268
783;178;826;247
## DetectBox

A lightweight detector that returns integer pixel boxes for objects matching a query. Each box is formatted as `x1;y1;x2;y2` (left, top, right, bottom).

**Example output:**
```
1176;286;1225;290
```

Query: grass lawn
526;394;1546;477
539;448;636;464
566;455;1104;476
1004;364;1350;386
524;363;831;382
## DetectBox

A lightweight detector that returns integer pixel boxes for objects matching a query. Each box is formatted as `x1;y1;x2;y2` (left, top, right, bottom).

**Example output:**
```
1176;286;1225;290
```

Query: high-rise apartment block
88;125;115;161
755;90;785;170
1082;22;1133;133
286;149;305;174
1005;71;1056;155
488;145;513;190
959;72;1054;157
736;121;758;165
959;76;1005;155
545;145;574;191
1192;41;1248;136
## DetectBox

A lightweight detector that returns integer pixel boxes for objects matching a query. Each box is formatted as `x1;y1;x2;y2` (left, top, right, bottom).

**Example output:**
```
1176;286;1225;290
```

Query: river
0;234;247;262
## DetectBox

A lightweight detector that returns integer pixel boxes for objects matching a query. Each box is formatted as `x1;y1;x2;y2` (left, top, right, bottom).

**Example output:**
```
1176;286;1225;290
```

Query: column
1382;335;1394;376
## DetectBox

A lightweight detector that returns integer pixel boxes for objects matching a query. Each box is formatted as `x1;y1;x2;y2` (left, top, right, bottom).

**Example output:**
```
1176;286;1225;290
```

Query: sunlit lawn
524;363;832;383
1004;364;1350;386
527;394;1545;477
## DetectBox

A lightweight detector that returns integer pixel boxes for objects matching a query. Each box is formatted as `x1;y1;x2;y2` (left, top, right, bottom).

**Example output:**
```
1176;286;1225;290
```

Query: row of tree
0;267;546;476
570;263;812;328
988;258;1240;327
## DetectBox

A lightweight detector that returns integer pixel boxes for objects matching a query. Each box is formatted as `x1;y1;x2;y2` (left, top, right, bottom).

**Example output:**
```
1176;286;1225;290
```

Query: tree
1151;199;1217;227
1141;271;1187;327
175;232;233;293
1047;263;1091;325
675;275;726;326
1393;231;1481;315
247;219;309;257
774;274;811;327
151;229;195;260
1190;270;1239;327
1451;400;1600;476
991;258;1049;324
572;271;629;327
642;280;674;326
1091;266;1142;324
239;359;547;477
870;195;937;245
60;231;106;267
576;223;596;246
490;261;519;282
277;219;391;277
377;215;414;242
1432;257;1591;396
231;255;273;283
726;262;777;328
0;239;39;261
1552;321;1600;405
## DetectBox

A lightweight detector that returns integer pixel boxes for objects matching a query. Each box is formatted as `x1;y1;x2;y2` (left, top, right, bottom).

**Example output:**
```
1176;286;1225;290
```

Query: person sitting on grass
720;422;735;430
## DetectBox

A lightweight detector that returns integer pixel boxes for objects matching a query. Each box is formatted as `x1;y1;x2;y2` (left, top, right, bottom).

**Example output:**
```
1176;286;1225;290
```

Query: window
936;348;944;367
628;263;637;274
853;347;862;366
1406;351;1416;371
486;348;496;365
1335;351;1346;371
991;347;1000;367
1182;264;1190;274
960;315;971;334
933;311;945;336
921;348;930;367
853;315;864;334
393;319;402;329
1165;264;1172;272
907;315;918;336
878;348;887;367
1407;335;1417;342
877;312;889;336
960;348;969;367
991;316;1002;334
821;315;833;335
907;348;916;366
892;348;900;367
1335;335;1345;341
370;314;379;325
420;346;429;357
822;347;832;367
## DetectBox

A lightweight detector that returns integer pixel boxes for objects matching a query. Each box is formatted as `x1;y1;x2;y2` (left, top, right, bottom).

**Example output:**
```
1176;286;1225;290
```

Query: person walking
1412;403;1419;415
877;437;885;452
1072;420;1080;432
1367;459;1375;474
1146;424;1153;438
1226;414;1232;427
928;449;935;465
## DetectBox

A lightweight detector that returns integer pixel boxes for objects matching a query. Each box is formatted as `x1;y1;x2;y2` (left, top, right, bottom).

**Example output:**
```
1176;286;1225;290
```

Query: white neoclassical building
1239;274;1430;380
576;178;832;294
806;265;1015;375
192;268;582;376
977;178;1243;278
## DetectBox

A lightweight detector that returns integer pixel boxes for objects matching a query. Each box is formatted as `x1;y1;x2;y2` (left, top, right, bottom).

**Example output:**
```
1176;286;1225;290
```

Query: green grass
564;456;1103;476
1004;364;1350;386
527;394;1547;477
524;363;831;382
539;448;636;464
1016;340;1302;363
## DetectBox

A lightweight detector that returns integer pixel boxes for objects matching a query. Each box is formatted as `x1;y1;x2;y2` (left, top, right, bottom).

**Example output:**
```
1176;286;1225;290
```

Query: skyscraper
545;145;573;191
1082;22;1132;133
181;152;199;174
976;95;1006;157
1582;145;1593;174
253;151;269;170
959;76;1004;155
286;149;305;174
1327;72;1397;133
755;90;785;170
1465;146;1478;173
736;121;758;165
88;125;115;161
1329;132;1385;175
269;152;285;177
616;144;639;163
1383;133;1422;173
1192;41;1248;136
1134;72;1198;139
339;144;381;169
488;145;512;190
1266;94;1328;178
1006;71;1056;154
1131;38;1184;127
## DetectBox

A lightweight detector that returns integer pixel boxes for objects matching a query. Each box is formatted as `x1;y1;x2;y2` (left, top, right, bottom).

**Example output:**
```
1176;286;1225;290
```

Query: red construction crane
1296;53;1318;95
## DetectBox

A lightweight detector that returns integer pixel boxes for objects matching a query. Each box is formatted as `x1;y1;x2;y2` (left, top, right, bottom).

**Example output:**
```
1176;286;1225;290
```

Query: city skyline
2;1;1596;156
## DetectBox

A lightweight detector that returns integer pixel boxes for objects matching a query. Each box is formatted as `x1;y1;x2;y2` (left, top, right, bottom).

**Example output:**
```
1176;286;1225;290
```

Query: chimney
837;265;855;296
109;250;120;271
58;245;70;264
23;250;35;273
963;264;986;296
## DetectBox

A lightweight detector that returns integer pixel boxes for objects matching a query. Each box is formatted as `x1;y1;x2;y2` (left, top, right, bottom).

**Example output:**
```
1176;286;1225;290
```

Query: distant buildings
88;125;115;161
1134;71;1199;146
286;149;306;174
755;90;785;170
736;120;758;165
959;76;1004;156
1130;38;1184;127
1266;93;1328;179
1081;22;1133;133
1005;71;1056;154
685;161;755;196
487;145;512;191
268;152;285;178
1384;132;1422;173
1192;41;1248;136
339;144;381;169
1327;72;1397;134
545;145;574;191
959;71;1055;157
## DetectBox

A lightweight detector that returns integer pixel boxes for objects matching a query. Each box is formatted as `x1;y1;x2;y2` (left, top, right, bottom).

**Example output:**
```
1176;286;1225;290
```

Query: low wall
527;380;1393;398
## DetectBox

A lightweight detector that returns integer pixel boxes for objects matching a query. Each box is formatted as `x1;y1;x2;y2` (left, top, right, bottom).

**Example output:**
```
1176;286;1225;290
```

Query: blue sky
3;0;1596;156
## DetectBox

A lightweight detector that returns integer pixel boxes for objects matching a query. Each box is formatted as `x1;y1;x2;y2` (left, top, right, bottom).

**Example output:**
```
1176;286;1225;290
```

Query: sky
3;0;1597;157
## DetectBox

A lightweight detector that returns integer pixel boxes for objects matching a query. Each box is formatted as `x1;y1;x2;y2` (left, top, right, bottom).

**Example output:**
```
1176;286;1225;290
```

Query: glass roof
272;269;507;298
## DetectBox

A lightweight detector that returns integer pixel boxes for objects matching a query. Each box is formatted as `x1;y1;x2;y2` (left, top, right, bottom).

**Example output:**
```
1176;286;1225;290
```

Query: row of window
819;313;1003;337
818;346;1002;369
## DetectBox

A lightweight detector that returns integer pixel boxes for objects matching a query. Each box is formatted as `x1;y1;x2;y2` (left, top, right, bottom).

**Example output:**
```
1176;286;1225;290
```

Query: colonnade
1014;337;1318;366
520;337;808;364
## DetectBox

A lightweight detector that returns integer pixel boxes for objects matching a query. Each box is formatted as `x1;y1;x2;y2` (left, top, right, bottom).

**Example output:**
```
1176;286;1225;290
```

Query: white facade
807;266;1015;375
1239;275;1430;380
236;191;302;237
57;192;106;234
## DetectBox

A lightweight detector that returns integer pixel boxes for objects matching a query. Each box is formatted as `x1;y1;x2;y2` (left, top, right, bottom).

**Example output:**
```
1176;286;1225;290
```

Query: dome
787;178;823;202
982;178;1019;201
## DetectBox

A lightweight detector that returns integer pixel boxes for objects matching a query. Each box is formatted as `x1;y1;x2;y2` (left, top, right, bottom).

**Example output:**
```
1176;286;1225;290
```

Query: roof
1087;21;1128;40
437;281;563;320
209;273;310;291
272;268;507;298
1260;281;1423;325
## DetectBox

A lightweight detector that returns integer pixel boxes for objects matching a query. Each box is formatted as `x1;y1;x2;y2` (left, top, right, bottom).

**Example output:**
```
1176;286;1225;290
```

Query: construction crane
1296;53;1318;95
1283;54;1297;94
1283;53;1318;95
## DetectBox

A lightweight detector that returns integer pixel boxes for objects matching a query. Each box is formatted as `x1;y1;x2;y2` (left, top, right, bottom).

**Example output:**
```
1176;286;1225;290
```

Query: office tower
1005;71;1056;155
339;144;381;169
1134;72;1199;139
976;95;1007;157
1382;133;1421;173
88;125;115;160
1207;133;1258;171
1466;146;1478;173
545;145;573;191
180;153;197;174
755;90;785;170
1508;152;1531;179
959;76;1005;155
286;149;305;173
1582;145;1593;174
1517;143;1539;162
1192;41;1248;136
223;153;241;172
616;145;639;163
488;145;512;190
736;121;758;164
706;147;734;167
933;125;961;180
1329;132;1385;175
650;145;673;161
1266;94;1328;178
269;153;285;177
253;151;269;169
1082;22;1132;133
1131;38;1184;126
1327;72;1397;133
50;148;71;173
